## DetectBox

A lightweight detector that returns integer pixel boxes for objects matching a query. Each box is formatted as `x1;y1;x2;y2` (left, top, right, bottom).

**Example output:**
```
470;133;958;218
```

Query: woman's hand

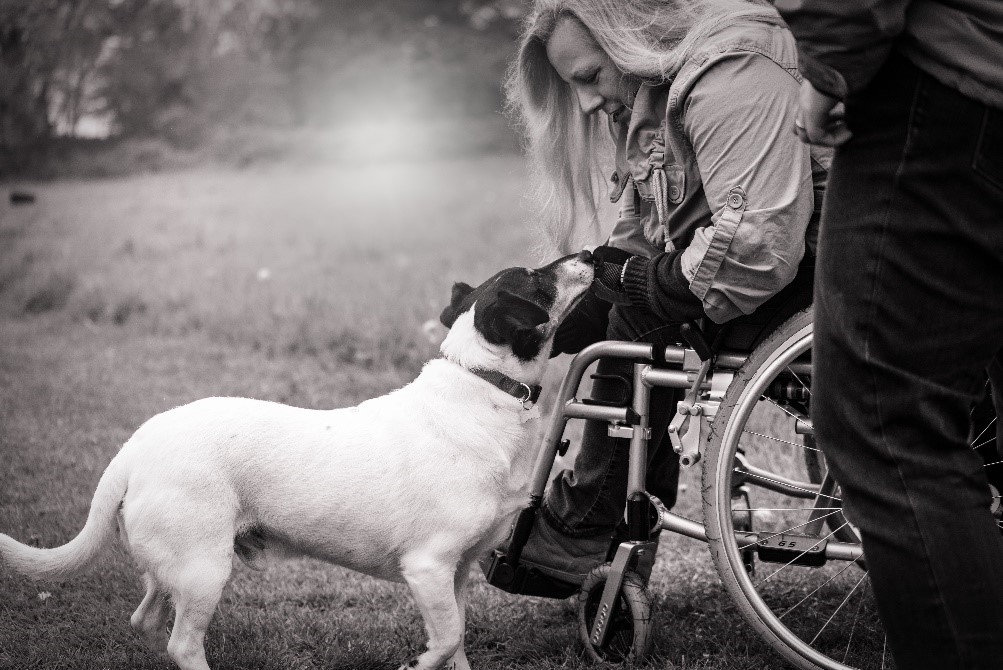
590;245;635;305
550;289;612;357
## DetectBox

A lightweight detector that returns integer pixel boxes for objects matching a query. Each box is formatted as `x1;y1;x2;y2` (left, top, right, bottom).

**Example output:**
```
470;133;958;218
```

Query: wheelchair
484;307;1003;670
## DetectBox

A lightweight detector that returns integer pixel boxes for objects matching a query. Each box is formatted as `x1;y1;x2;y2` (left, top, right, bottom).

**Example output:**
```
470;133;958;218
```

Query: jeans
813;52;1003;669
543;256;814;537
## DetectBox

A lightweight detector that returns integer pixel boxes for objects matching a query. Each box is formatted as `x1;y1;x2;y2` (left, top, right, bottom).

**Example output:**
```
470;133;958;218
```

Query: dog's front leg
399;554;464;670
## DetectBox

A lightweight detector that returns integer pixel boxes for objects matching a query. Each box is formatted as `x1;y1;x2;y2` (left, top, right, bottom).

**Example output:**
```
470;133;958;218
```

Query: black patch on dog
439;259;568;361
474;289;549;360
438;282;474;329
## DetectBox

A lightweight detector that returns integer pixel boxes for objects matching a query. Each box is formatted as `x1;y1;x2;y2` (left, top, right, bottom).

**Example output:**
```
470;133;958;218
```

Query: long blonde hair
509;0;777;254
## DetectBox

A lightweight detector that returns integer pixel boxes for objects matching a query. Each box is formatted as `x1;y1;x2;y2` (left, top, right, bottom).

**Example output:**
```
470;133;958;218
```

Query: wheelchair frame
485;311;879;670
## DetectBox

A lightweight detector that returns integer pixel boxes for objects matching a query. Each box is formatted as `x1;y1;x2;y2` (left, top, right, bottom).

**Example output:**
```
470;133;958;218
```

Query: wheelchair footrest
483;549;581;599
755;533;828;567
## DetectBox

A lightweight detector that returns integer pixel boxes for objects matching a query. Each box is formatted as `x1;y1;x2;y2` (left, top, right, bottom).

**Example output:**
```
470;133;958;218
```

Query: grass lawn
0;156;791;669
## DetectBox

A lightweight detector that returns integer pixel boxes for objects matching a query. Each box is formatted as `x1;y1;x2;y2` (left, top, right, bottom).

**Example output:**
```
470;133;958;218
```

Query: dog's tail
0;453;129;581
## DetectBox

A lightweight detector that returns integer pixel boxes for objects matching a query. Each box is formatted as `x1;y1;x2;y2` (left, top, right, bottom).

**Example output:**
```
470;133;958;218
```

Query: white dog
0;252;595;670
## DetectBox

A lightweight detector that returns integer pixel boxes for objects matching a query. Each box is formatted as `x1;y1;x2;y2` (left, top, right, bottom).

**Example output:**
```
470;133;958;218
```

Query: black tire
578;564;653;664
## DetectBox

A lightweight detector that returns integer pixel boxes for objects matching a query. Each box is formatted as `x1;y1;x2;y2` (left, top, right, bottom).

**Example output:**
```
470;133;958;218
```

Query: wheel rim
711;319;999;670
715;324;887;670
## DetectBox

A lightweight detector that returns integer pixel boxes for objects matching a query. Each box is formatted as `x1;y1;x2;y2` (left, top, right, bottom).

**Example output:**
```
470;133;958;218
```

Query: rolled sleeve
678;51;813;323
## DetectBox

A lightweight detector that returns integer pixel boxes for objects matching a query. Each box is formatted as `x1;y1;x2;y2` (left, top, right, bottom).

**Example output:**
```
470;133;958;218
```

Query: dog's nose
576;249;593;265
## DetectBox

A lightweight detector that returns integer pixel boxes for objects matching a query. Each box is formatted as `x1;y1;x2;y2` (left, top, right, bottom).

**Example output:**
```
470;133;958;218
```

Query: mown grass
0;157;795;669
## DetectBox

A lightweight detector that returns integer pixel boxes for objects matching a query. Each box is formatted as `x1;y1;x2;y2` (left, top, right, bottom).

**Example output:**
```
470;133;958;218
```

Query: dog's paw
397;657;465;670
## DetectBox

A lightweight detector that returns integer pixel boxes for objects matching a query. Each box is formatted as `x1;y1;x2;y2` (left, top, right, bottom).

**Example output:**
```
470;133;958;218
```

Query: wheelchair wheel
702;309;883;670
702;308;1002;670
578;564;653;663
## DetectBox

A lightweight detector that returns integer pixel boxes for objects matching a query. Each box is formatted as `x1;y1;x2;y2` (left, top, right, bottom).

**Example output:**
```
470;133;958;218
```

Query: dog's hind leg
165;554;232;670
399;553;464;670
445;560;474;670
131;572;171;654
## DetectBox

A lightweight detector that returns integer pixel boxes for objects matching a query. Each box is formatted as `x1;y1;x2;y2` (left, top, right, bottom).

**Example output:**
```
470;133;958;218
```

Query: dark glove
590;245;635;306
550;290;612;357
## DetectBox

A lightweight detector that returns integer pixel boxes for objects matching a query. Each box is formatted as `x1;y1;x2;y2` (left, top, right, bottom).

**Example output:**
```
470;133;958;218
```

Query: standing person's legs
813;52;1003;669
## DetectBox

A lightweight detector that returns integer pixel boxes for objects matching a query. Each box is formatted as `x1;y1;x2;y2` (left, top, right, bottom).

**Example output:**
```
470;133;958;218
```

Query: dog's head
438;252;594;374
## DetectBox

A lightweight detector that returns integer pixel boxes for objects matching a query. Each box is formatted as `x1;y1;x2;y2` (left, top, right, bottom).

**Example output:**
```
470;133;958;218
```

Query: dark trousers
543;257;814;536
813;52;1003;669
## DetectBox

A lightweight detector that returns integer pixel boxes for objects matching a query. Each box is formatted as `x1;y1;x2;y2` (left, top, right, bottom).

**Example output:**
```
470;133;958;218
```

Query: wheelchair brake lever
668;357;713;467
680;321;713;362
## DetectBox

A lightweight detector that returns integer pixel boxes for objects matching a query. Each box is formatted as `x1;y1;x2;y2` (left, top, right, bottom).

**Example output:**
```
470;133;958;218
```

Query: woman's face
545;15;639;123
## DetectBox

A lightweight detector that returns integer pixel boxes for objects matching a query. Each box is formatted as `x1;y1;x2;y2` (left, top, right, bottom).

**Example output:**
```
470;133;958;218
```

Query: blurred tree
0;0;319;148
0;0;67;148
0;0;530;161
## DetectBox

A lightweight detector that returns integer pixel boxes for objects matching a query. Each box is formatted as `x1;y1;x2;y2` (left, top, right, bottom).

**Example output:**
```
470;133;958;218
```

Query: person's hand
550;289;611;357
794;80;852;147
590;245;634;305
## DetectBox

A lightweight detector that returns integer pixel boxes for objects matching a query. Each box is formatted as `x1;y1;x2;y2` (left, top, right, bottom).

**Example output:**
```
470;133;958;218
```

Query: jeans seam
574;440;627;533
543;440;625;536
973;109;1003;194
862;72;968;665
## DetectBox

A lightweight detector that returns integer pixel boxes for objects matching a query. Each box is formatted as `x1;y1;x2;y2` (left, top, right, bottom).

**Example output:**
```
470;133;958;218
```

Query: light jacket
778;0;1003;110
608;13;828;324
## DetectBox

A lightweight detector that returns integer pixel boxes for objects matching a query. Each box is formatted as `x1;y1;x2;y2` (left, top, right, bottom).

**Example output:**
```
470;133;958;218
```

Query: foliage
0;0;321;148
0;0;530;167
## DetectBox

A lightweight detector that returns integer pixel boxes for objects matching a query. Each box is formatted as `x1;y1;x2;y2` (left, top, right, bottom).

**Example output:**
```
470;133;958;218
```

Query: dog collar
469;368;542;409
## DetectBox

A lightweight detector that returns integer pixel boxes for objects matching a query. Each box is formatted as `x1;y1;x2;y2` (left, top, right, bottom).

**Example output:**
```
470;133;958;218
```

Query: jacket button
728;192;744;209
669;186;681;200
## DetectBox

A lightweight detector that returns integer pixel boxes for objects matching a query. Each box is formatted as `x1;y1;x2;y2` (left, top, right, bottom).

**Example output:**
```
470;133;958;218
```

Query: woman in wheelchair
506;0;830;593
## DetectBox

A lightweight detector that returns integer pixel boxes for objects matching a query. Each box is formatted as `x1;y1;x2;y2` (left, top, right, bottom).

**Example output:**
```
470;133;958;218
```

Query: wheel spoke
733;507;843;512
762;395;809;423
786;366;812;398
809;568;870;645
974;437;998;451
755;510;843;545
744;429;821;452
843;579;868;663
778;560;857;620
970;416;997;447
757;520;850;587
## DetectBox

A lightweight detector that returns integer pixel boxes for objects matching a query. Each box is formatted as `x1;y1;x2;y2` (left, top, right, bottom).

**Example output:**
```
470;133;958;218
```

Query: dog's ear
439;282;475;329
493;289;550;360
496;290;550;329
